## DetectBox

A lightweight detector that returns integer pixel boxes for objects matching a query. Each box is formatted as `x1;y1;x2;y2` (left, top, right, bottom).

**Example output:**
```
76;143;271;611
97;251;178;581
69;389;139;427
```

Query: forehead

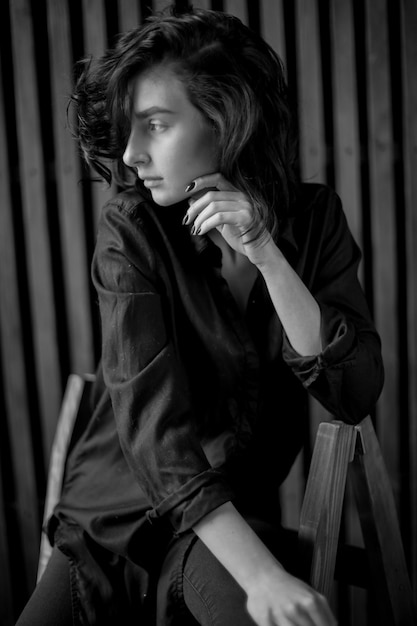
130;65;191;113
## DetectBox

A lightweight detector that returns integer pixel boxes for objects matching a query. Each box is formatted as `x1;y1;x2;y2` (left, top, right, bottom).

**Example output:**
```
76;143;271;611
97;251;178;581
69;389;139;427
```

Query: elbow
337;354;385;425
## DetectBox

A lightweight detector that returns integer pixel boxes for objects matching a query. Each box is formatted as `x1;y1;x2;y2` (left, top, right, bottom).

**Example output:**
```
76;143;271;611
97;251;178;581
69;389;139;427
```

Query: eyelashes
148;120;167;132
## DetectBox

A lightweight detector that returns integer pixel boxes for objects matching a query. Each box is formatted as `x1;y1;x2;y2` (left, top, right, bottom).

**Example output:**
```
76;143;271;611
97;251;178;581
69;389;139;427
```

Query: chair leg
297;420;356;599
37;374;93;583
350;416;417;626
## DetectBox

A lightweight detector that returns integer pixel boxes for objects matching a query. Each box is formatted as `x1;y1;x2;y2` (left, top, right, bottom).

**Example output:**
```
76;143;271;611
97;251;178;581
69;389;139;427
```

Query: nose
122;128;150;168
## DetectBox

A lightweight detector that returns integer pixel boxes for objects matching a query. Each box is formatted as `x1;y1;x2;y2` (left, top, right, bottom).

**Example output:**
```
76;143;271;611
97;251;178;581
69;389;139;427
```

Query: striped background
0;1;416;623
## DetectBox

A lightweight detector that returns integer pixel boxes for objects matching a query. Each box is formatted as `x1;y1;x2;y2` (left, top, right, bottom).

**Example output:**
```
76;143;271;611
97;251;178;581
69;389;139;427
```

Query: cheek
181;133;219;176
158;125;219;191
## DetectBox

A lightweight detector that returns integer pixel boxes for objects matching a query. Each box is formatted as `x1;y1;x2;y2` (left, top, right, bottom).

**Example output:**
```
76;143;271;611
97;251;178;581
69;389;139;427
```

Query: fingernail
185;181;196;193
182;213;189;226
190;225;196;235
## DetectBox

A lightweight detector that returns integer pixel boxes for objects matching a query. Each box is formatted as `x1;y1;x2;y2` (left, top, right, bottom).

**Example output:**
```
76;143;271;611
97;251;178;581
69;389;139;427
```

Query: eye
148;119;166;132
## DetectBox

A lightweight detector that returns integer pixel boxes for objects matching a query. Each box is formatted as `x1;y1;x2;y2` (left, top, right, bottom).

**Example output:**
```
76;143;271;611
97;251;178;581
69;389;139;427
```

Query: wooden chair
297;418;417;625
38;374;417;625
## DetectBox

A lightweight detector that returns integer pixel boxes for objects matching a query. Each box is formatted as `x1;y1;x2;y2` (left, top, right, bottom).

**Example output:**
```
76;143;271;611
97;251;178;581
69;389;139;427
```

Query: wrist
242;548;288;588
251;239;287;275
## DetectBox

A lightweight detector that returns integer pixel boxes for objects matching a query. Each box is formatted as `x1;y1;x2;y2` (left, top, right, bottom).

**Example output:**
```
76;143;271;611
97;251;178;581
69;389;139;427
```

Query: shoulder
94;188;190;280
294;183;342;218
291;183;350;238
97;187;166;249
281;183;360;269
99;187;157;227
94;188;163;275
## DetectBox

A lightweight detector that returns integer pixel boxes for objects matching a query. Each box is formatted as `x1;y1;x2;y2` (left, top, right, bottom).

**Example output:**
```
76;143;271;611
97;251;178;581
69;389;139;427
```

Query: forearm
193;501;285;593
255;240;322;357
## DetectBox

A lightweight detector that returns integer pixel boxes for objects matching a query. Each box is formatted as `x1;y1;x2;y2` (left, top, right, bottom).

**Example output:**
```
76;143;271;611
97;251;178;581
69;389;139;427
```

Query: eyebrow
134;106;176;119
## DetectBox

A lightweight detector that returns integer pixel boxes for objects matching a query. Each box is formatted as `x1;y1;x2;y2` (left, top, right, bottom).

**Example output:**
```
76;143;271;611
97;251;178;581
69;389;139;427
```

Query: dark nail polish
185;181;196;193
182;214;189;226
196;227;201;236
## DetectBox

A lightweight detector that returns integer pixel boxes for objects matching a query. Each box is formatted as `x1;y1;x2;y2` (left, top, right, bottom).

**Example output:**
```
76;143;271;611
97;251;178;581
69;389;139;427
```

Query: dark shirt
50;182;383;623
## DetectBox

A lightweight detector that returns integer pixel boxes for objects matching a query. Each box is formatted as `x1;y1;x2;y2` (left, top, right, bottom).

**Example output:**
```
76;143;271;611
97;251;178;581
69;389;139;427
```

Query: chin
150;190;186;207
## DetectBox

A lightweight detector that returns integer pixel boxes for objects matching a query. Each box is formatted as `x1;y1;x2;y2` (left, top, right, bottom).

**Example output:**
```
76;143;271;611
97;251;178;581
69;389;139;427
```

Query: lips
142;178;163;188
139;175;163;188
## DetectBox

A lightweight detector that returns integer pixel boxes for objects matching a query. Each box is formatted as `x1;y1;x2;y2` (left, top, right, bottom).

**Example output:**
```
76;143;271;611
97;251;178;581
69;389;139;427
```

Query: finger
185;191;248;223
191;206;249;236
190;199;252;233
185;172;238;195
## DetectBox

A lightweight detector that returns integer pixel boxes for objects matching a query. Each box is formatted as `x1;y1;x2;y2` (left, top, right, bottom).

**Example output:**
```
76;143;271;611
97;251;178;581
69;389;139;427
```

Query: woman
17;5;383;626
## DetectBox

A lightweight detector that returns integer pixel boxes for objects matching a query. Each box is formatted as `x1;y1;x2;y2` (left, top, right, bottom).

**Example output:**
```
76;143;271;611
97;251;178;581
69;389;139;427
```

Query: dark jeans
176;537;257;626
15;548;73;626
16;524;294;625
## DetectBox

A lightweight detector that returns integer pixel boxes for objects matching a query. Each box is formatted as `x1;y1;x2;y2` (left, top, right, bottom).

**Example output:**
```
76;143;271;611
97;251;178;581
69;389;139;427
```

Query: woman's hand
184;172;272;266
246;568;337;626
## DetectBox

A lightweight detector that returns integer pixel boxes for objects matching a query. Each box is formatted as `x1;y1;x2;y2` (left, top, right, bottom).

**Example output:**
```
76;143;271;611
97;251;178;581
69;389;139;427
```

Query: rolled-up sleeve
92;199;234;533
282;188;384;423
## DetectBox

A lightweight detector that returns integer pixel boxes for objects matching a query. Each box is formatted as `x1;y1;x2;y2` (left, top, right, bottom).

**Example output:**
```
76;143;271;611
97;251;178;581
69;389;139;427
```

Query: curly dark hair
70;4;299;231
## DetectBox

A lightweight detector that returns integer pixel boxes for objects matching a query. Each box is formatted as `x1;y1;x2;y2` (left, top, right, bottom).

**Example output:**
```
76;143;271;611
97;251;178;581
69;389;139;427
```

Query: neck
208;230;240;263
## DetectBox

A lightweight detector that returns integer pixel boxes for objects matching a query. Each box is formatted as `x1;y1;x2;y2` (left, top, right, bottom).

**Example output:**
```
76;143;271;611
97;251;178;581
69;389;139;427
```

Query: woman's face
123;65;219;206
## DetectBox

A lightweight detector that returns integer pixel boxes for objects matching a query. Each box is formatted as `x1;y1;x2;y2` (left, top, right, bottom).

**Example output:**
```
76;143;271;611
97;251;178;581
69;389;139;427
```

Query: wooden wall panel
1;0;416;623
295;0;326;186
82;0;116;228
224;0;248;26
260;0;286;65
0;49;40;603
330;0;362;249
9;0;62;465
365;0;400;500
117;0;142;31
47;0;95;376
401;0;417;603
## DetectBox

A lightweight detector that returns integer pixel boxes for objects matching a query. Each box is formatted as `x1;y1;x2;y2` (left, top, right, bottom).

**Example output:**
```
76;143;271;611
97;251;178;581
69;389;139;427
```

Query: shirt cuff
282;304;357;387
146;468;236;534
